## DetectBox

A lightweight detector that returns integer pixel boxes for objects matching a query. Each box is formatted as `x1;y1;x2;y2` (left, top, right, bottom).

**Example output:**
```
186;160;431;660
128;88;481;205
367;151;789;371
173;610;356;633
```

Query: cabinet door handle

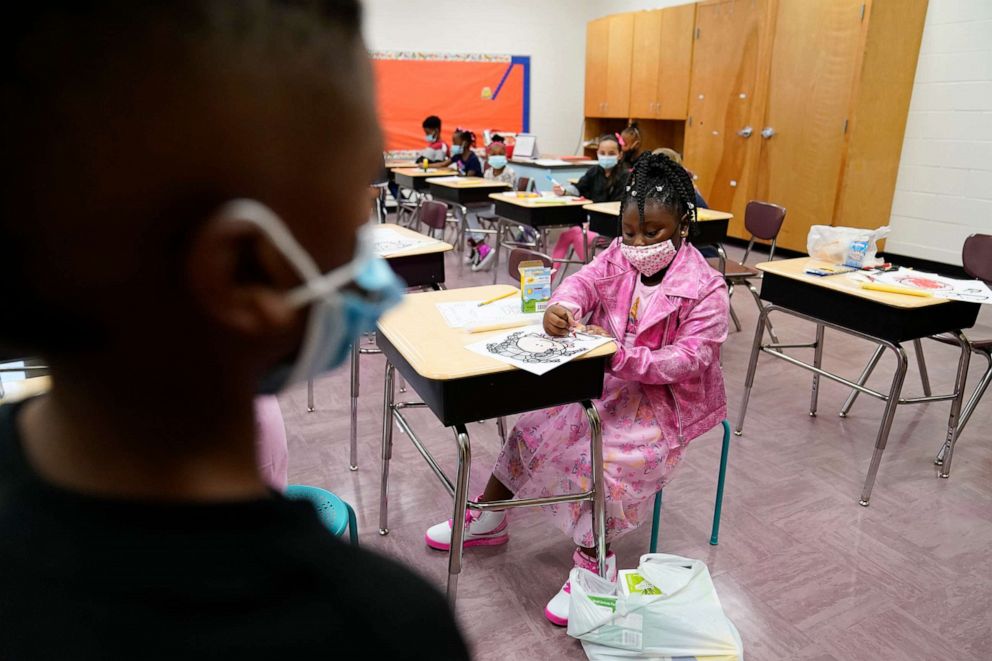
761;127;776;139
737;126;753;138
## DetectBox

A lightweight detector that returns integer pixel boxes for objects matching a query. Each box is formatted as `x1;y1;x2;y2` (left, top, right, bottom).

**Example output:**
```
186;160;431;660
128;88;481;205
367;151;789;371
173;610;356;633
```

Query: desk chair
285;484;358;545
840;233;992;478
649;419;731;552
416;200;450;241
706;201;786;342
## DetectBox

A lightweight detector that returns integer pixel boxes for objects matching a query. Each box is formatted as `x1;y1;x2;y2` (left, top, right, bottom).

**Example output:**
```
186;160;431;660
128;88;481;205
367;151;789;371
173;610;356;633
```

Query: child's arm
610;279;729;385
548;250;612;317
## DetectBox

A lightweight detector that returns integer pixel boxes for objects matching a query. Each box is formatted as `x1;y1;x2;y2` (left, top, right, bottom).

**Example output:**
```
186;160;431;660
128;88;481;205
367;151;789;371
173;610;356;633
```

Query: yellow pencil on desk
466;319;533;334
860;282;932;298
477;291;516;307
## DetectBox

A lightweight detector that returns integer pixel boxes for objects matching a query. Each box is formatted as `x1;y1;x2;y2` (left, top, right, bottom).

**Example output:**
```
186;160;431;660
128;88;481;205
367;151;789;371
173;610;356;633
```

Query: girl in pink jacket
425;153;729;626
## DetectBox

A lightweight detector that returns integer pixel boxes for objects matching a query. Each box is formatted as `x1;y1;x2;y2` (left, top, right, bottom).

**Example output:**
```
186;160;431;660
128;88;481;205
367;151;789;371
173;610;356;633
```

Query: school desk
375;285;616;603
307;224;453;471
0;375;50;404
427;177;512;251
735;257;980;505
509;158;597;192
391;167;459;193
584;201;734;247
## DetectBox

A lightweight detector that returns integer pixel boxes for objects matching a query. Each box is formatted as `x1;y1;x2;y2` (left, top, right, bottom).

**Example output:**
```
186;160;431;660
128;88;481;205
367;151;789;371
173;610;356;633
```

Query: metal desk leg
810;324;825;416
735;306;770;436
859;343;908;506
349;341;360;471
306;378;315;412
913;338;932;397
583;401;607;577
747;282;779;344
496;416;507;445
936;331;972;478
839;344;884;417
379;363;396;535
446;424;473;603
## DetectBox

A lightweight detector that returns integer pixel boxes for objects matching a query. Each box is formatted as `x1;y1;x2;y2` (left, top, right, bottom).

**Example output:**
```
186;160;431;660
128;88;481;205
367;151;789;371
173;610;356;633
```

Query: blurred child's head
487;139;507;170
620;123;642;156
488;141;507;157
596;135;621;171
423;115;442;142
652;147;682;164
0;1;380;399
619;153;697;251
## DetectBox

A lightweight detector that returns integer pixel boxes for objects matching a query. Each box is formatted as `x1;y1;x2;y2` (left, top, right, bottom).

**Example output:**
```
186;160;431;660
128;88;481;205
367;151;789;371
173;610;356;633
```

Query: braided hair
620;152;698;239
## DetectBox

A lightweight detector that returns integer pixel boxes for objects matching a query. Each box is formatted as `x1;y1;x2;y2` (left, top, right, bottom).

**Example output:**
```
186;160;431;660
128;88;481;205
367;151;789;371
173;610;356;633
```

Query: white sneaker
545;548;618;627
425;509;508;551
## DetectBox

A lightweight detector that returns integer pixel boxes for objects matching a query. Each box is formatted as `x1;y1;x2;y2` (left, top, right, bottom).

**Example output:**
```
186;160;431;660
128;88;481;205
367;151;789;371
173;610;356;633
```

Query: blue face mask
425;133;436;143
450;144;463;156
598;155;618;170
488;155;507;169
224;200;405;394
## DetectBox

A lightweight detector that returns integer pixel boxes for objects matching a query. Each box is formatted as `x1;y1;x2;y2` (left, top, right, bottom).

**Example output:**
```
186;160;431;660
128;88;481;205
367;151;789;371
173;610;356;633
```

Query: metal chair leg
346;502;359;546
307;378;315;412
913;338;932;397
935;331;973;478
349;342;360;470
649;491;662;554
937;349;992;464
810;324;825;416
736;305;770;435
446;424;472;603
840;344;884;417
378;363;396;535
583;401;607;577
710;420;731;545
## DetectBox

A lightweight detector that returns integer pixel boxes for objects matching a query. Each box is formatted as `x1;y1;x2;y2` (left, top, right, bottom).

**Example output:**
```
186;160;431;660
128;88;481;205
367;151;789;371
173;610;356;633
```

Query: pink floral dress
493;280;684;547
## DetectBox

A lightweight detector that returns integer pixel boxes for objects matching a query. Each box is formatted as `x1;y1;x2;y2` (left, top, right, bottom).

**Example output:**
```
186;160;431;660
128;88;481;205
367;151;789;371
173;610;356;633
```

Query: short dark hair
422;115;442;130
0;0;365;354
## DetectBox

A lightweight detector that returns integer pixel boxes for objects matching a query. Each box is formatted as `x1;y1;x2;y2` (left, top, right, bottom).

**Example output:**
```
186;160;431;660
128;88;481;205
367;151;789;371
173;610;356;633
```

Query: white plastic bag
568;554;743;660
806;225;890;268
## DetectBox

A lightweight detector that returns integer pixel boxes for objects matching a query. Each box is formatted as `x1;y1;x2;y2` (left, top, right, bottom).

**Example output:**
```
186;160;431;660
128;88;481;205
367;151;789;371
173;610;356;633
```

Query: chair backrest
744;201;786;241
516;177;534;192
508;248;554;281
419;200;448;231
962;233;992;283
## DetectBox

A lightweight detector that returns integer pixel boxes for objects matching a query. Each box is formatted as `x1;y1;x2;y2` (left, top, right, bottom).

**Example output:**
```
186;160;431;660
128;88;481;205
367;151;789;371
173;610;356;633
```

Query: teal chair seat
649;419;731;552
286;484;358;545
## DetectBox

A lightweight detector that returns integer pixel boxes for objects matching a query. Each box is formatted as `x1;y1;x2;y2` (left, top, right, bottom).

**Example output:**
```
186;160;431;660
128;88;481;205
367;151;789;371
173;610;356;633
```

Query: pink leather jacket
554;241;729;448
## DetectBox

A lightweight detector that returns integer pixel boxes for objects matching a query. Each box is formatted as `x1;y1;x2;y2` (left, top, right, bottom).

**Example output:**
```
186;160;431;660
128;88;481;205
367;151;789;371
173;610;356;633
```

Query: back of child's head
460;129;476;147
0;1;374;366
621;152;698;231
652;147;683;164
621;122;641;145
422;115;442;131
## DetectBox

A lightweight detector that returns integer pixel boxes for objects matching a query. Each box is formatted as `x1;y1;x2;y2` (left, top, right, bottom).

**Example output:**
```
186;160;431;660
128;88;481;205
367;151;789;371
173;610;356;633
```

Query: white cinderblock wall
887;0;992;264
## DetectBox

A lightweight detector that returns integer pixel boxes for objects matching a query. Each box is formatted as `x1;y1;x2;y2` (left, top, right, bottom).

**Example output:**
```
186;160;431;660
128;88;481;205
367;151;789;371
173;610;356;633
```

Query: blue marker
546;171;564;191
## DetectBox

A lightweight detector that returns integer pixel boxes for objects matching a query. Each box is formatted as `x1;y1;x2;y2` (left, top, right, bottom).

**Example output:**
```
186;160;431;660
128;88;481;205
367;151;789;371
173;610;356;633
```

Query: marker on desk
546;172;564;191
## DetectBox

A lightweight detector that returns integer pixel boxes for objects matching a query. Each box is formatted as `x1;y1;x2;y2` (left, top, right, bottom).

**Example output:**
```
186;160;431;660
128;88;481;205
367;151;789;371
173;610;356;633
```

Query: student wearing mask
0;2;468;658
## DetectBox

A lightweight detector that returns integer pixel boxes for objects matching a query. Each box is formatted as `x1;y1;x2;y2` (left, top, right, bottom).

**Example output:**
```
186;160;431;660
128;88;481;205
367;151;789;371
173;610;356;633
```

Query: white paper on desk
872;268;992;304
372;226;439;257
428;175;462;182
533;158;570;166
464;324;612;376
435;299;540;330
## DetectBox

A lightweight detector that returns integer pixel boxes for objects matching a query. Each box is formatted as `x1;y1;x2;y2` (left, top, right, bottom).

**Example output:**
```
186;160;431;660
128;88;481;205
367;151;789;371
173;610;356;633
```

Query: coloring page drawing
465;324;613;375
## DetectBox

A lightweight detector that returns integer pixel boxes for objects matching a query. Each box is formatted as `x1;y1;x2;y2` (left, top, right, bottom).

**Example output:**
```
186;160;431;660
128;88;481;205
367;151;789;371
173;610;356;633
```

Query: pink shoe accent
424;511;509;551
544;606;568;627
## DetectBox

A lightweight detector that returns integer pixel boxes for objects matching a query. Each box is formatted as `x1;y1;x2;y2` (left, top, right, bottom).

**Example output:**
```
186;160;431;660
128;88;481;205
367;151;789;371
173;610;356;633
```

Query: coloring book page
872;268;992;304
436;299;540;330
372;226;440;257
464;324;612;375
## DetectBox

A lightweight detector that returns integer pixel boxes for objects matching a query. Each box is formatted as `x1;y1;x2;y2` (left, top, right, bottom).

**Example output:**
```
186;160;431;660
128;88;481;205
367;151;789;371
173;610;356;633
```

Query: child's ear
185;214;303;338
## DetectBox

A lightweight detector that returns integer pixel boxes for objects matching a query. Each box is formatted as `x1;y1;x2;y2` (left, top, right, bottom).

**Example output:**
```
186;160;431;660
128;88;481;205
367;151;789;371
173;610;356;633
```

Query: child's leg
480;473;513;502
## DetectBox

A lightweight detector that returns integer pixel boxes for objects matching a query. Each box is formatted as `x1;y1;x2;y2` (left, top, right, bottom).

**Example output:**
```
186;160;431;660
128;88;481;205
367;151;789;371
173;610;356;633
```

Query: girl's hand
544;304;575;337
552;183;565;196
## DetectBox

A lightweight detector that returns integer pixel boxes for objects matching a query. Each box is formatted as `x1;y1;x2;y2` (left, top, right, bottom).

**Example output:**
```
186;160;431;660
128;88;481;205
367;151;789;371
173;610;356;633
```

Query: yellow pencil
466;319;532;334
477;290;517;307
860;282;933;298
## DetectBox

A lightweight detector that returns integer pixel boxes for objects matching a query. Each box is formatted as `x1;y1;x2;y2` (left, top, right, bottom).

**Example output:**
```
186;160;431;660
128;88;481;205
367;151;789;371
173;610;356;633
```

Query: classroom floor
279;240;992;661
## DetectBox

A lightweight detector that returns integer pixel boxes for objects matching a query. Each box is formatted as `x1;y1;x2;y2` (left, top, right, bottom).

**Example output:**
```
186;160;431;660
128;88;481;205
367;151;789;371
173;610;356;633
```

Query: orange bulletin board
372;52;530;153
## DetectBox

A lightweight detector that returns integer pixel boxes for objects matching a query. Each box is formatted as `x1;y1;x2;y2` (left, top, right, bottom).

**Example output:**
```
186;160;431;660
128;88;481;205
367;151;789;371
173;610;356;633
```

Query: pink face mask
620;240;678;276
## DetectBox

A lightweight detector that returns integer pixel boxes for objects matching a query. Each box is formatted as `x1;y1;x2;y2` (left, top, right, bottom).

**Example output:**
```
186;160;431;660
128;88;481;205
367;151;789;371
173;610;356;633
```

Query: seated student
0;3;468;658
424;153;729;627
450;129;483;177
550;134;629;262
619;122;643;171
483;136;517;186
419;115;450;164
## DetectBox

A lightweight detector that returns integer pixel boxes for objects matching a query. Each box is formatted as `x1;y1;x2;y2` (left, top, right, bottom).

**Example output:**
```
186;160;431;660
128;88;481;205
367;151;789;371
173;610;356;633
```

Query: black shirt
575;164;628;203
0;401;469;660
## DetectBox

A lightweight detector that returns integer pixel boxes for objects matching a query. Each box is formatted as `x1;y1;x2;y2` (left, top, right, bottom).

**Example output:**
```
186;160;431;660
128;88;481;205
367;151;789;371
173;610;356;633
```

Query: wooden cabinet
630;6;696;120
585;13;634;118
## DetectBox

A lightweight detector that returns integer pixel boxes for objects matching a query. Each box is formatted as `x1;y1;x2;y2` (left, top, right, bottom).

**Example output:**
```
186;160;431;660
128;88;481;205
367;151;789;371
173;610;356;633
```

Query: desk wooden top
391;167;458;178
582;201;734;222
757;258;950;310
0;376;51;403
377;285;616;381
489;192;590;208
385;159;419;169
374;224;453;258
426;176;511;190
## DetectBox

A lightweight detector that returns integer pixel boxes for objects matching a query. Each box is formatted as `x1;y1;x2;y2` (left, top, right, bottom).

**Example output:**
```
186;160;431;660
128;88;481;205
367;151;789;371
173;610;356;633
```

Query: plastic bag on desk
807;225;890;268
568;554;743;661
